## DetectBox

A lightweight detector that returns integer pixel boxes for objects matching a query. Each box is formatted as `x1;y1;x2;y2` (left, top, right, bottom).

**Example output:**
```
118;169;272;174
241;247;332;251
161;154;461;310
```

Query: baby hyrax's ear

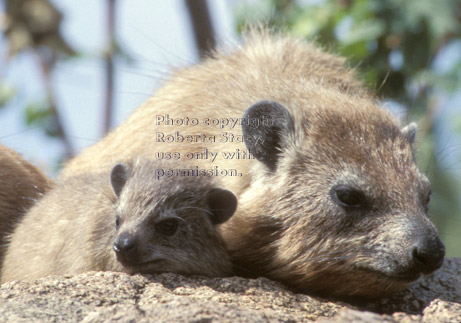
206;188;238;225
110;163;131;198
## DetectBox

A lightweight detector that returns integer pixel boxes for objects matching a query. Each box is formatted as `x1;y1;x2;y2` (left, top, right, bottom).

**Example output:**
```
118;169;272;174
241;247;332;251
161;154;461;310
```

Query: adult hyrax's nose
411;235;445;275
113;232;137;258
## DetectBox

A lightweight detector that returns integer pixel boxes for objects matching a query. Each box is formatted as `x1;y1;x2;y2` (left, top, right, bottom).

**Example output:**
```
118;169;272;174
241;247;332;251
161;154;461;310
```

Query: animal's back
0;144;53;272
1;173;117;283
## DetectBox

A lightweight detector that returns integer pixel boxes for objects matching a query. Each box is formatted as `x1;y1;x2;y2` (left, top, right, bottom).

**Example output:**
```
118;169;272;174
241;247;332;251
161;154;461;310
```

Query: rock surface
0;258;460;322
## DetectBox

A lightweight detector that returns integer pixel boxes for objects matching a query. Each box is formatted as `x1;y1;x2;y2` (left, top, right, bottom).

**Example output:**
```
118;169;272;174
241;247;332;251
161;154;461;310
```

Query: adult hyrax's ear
402;122;417;148
207;188;238;225
242;100;295;171
110;163;131;198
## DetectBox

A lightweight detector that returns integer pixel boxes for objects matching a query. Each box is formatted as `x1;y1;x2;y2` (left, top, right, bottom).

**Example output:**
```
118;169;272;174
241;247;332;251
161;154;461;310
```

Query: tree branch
184;0;216;60
35;52;75;159
103;0;116;136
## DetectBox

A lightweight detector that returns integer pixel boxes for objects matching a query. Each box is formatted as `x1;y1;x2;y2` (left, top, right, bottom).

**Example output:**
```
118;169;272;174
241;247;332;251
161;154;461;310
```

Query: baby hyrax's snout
113;231;140;266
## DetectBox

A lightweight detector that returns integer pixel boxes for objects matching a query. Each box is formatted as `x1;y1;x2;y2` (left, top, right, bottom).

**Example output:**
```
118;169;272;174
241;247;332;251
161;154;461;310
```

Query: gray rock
0;259;459;322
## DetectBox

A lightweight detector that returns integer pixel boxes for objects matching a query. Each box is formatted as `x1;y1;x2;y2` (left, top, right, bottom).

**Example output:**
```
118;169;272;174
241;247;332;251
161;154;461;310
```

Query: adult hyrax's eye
155;218;179;236
115;215;121;229
332;185;367;208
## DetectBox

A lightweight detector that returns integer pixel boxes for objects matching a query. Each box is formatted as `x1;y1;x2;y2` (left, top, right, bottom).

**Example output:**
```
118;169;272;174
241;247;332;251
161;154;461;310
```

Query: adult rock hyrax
0;144;53;272
1;159;237;283
58;30;444;298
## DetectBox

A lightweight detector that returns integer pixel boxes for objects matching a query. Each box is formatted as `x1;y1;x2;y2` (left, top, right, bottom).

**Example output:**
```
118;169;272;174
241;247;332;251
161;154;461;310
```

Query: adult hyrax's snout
408;226;445;275
381;216;445;283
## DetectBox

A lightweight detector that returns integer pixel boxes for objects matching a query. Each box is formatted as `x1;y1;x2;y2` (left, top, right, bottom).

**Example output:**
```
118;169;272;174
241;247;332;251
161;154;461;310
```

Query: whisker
80;177;115;204
127;24;195;66
173;206;215;218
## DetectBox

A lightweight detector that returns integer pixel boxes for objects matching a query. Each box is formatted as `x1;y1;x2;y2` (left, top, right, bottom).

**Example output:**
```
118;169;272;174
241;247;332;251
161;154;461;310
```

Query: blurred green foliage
0;81;16;108
24;102;59;137
235;0;461;256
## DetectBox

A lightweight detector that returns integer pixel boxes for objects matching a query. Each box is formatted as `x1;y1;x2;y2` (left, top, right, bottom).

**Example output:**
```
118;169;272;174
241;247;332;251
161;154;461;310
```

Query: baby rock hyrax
1;159;237;283
0;144;52;272
58;30;444;298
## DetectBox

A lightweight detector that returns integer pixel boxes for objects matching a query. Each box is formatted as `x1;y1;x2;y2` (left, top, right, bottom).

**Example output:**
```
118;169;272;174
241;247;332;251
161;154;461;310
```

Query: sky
0;0;237;175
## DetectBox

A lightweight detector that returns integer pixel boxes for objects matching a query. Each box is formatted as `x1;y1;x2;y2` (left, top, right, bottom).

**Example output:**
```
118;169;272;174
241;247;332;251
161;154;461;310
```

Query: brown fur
0;144;53;272
1;159;236;283
56;30;443;298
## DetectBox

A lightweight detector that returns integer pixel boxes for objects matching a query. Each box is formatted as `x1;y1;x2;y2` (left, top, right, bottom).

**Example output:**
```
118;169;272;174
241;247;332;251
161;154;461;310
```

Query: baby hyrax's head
109;160;237;277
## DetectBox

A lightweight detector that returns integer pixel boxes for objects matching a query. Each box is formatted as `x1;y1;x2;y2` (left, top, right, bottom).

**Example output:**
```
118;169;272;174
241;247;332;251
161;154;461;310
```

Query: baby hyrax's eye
155;218;179;236
115;215;121;229
423;190;431;213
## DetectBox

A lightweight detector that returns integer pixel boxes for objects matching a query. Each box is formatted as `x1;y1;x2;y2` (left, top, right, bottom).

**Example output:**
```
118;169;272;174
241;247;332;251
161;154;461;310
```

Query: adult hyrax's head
232;96;445;298
109;160;237;277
